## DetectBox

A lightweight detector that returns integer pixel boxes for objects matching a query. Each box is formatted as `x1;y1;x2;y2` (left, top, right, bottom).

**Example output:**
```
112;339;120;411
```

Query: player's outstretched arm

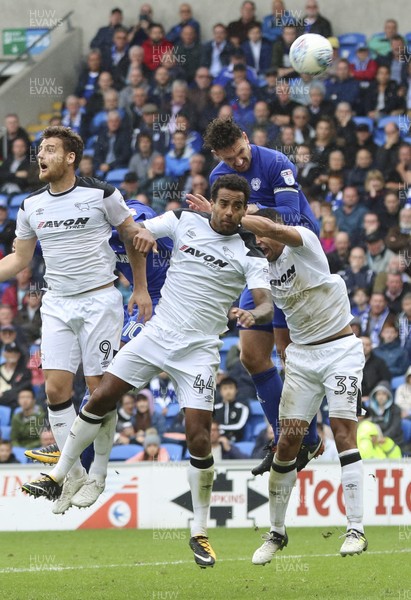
186;193;211;213
0;237;37;282
231;289;273;328
117;217;152;322
242;215;303;247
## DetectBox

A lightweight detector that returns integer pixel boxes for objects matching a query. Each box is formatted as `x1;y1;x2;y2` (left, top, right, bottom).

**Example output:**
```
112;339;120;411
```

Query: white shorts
280;335;365;423
107;320;222;411
41;286;123;376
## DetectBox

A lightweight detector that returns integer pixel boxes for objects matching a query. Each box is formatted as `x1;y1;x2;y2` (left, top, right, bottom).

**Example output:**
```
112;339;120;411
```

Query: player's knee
332;424;357;452
277;433;300;459
240;348;271;374
186;429;210;457
45;382;72;405
87;387;117;414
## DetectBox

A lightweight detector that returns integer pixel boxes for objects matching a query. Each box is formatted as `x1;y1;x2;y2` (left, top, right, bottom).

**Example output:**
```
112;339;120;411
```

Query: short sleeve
16;208;36;240
102;187;132;227
244;258;271;292
295;226;321;254
144;210;179;240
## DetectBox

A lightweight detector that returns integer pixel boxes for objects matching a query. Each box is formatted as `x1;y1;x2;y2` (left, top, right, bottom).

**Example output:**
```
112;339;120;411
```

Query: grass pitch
1;526;410;600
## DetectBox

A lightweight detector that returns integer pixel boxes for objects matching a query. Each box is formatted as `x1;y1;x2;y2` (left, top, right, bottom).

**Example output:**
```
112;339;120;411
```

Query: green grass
1;527;410;600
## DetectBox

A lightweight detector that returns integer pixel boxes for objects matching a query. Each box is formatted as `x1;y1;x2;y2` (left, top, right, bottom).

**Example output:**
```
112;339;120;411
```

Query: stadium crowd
0;0;410;464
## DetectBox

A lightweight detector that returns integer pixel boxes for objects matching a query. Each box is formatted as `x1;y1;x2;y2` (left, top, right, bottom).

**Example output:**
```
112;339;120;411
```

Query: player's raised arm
116;217;152;322
231;288;273;328
242;212;303;248
0;237;37;281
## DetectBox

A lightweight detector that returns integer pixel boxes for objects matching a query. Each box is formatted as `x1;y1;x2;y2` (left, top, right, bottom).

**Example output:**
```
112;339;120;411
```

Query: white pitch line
1;547;410;574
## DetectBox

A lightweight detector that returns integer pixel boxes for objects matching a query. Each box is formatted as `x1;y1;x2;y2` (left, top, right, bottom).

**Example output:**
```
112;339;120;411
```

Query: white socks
48;401;84;479
339;449;364;533
89;409;117;482
188;455;214;537
269;454;297;536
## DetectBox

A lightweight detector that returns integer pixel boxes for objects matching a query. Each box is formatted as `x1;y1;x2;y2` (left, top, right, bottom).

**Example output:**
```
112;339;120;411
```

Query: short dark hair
204;117;243;151
255;207;284;224
219;376;238;388
149;22;164;32
210;174;250;204
41;126;84;169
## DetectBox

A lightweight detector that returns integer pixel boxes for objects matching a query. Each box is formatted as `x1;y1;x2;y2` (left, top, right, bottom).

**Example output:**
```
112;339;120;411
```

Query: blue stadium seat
106;168;128;185
109;444;143;461
8;193;27;208
338;33;367;59
219;336;239;370
253;421;267;438
0;193;9;207
12;447;30;464
235;441;254;457
244;399;265;441
1;425;11;441
162;443;183;461
391;375;406;392
373;115;406;146
352;116;374;132
165;402;180;429
401;419;411;444
405;32;411;46
0;405;12;426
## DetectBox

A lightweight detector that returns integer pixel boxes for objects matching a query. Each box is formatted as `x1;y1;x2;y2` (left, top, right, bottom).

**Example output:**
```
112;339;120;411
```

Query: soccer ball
289;33;333;75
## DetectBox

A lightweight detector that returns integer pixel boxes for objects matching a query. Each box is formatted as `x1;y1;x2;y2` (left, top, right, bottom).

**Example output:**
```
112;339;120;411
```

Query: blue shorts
121;299;159;344
238;288;287;332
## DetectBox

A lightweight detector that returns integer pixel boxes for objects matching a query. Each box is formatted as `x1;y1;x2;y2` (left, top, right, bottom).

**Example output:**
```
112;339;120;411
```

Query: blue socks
251;367;319;446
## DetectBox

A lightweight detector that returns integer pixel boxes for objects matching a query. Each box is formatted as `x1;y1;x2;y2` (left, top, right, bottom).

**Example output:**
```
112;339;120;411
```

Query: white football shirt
144;209;271;335
16;177;131;296
268;227;352;344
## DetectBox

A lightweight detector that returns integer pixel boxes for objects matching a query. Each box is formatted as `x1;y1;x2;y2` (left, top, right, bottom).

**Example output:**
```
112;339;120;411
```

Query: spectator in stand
378;35;409;89
230;80;256;131
178;153;206;195
198;85;228;134
10;388;45;449
323;173;344;210
351;287;370;318
75;50;102;105
227;1;260;46
173;24;202;83
258;67;278;104
334;186;367;244
365;231;396;275
119;67;149;110
395;366;411;418
214;377;250;442
166;3;200;44
82;71;115;135
339;247;375;302
303;0;332;37
306;81;335;128
399;294;411;364
0;138;30;195
125;46;146;83
373;321;409;378
346;124;378;167
248;100;279;143
126;429;170;463
291;106;315;145
116;392;136;432
173;113;203;154
150;372;178;413
166;80;197;133
93;110;132;176
210;420;247;460
78;155;95;178
3;114;30;161
188;68;213;115
90;7;124;53
363;170;386;215
361;293;397;348
200;23;234;78
325;59;361;110
346;149;374;196
142;23;174;73
369;18;401;58
384;272;411;315
293;144;320;197
61;96;85;136
270;24;299;79
322;36;340;79
165;130;193;178
89;88;127;137
289;72;313;106
269;80;300;127
349;44;378;83
385;205;411;254
0;343;32;410
15;290;42;345
386;143;411;187
119;172;139;201
361;336;392;400
309;116;338;170
262;0;290;43
140;155;173;213
0;440;19;464
187;175;209;199
367;381;404;449
252;422;275;459
326;231;350;273
214;48;259;89
241;23;272;75
128;87;149;130
133;391;166;442
127;4;153;47
319;214;338;254
357;419;401;459
129;133;160;182
364;65;406;120
1;266;32;316
272;125;295;159
0;202;16;258
380;191;401;231
148;67;172;115
101;27;130;90
334;101;357;150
